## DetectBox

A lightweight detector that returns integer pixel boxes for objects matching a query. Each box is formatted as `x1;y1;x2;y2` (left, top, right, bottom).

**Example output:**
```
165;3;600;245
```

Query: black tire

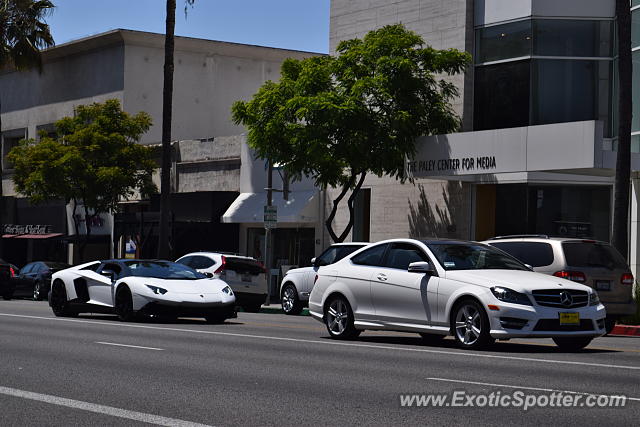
324;295;360;340
50;281;76;317
2;291;12;301
241;303;262;313
33;281;45;301
451;299;494;350
281;284;303;315
604;317;617;335
419;332;446;344
205;313;227;324
115;286;136;322
552;337;593;351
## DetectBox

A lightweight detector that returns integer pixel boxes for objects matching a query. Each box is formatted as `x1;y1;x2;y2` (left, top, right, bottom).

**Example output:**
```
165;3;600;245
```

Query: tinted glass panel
225;257;264;275
562;242;628;269
532;59;610;134
490;242;554;267
534;20;612;57
191;256;215;270
176;256;193;267
427;243;528;271
43;262;70;271
385;243;429;270
351;244;388;267
633;10;640;48
20;263;35;274
475;20;532;63
474;60;530;131
317;245;364;266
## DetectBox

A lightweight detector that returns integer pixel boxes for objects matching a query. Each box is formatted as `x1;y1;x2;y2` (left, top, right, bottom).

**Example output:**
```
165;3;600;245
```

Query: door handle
376;274;387;282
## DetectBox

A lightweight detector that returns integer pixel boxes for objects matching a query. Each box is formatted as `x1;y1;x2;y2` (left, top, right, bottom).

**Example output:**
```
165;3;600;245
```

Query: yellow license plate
559;312;580;325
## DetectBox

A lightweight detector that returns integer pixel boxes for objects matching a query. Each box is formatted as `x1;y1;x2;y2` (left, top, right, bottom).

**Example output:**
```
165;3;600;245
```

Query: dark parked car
0;260;17;300
9;261;70;301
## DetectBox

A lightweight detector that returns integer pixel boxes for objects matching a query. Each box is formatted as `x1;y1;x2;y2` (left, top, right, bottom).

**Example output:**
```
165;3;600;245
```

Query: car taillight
621;273;634;285
553;270;586;283
214;256;226;274
9;267;15;277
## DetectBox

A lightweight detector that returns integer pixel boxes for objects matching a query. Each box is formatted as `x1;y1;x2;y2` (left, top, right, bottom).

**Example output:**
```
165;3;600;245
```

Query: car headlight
146;285;168;295
589;291;600;306
490;286;532;306
222;285;233;296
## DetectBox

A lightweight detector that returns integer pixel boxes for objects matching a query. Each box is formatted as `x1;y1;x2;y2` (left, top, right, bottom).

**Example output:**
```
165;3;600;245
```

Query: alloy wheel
282;287;295;312
455;304;482;346
33;282;41;301
326;299;348;335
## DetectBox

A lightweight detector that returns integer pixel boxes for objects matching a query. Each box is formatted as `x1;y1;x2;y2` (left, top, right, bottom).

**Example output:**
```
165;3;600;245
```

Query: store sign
407;156;497;174
3;224;52;235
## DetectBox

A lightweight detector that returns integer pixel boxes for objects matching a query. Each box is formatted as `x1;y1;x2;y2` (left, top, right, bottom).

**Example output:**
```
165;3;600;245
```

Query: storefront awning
221;191;318;224
2;233;64;239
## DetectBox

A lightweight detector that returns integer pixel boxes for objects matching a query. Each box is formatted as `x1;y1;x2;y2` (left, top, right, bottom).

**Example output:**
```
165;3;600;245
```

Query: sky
46;0;330;54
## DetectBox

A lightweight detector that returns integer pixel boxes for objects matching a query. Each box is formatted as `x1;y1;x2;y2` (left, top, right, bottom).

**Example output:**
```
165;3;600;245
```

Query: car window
490;242;554;267
562;242;628;270
317;245;364;266
191;255;216;270
427;243;528;271
384;243;429;270
351;244;389;267
98;263;123;279
176;256;193;267
35;263;47;273
44;262;71;271
20;263;34;274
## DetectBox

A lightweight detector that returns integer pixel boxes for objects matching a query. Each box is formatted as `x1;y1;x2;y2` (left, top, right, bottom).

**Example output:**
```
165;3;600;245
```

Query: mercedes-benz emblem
559;291;573;307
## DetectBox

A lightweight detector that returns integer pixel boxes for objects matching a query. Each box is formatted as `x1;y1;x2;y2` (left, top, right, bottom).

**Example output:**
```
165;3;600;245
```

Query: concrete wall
122;31;319;144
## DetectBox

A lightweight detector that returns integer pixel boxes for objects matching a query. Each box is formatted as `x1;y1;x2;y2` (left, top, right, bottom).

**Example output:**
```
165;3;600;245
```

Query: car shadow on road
76;314;245;326
352;334;619;354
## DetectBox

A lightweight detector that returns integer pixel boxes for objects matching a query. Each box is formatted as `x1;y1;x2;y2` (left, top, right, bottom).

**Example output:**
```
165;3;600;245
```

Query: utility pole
264;160;273;305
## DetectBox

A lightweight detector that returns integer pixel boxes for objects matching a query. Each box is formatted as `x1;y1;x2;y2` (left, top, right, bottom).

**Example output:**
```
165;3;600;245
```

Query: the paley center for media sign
406;120;613;179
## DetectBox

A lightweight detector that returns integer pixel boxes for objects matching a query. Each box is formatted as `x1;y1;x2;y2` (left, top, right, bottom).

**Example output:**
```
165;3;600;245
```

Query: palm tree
158;0;195;259
613;0;632;260
0;0;55;258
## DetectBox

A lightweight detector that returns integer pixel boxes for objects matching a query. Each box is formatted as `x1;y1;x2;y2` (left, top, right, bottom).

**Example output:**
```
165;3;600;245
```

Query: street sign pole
264;160;274;305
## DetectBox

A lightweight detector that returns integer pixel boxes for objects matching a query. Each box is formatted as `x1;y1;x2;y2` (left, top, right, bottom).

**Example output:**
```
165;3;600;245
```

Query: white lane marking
95;342;164;351
1;312;639;371
0;385;213;426
427;377;640;402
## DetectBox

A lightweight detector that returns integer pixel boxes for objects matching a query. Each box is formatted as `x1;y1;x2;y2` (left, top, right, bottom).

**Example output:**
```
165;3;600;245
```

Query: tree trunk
80;205;92;264
613;0;632;260
325;171;366;243
158;0;176;259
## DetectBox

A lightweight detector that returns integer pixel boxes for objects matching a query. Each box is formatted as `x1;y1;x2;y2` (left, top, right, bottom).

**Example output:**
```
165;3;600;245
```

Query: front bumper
488;302;606;338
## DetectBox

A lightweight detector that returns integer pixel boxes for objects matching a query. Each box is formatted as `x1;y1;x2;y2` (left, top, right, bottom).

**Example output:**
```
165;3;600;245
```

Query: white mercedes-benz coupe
308;239;606;350
49;260;236;323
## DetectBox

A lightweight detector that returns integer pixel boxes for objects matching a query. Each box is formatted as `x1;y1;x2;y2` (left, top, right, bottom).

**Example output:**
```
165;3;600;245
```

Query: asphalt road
0;299;639;426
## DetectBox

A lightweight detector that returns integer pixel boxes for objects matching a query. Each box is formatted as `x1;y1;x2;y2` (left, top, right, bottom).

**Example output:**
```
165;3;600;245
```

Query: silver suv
483;235;636;333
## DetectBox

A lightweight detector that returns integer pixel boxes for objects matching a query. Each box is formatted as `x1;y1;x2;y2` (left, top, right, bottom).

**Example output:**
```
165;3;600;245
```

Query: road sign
264;205;277;229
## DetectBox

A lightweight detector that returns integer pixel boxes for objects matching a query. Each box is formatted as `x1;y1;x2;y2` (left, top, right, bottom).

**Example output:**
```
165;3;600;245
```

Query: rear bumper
602;300;637;317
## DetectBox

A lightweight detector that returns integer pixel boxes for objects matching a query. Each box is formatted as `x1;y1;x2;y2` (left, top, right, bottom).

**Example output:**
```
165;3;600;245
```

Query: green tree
232;24;470;242
0;0;54;257
8;99;156;261
612;0;632;260
158;0;195;259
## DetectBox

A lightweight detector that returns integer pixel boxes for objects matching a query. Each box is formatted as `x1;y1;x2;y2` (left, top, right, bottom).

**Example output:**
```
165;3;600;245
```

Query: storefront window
474;60;530;131
247;227;315;268
633;9;640;48
533;20;612;58
475;20;532;63
532;59;611;134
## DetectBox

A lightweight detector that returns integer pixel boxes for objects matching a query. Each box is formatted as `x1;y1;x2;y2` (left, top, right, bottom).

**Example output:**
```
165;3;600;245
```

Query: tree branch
337;171;367;243
325;172;356;243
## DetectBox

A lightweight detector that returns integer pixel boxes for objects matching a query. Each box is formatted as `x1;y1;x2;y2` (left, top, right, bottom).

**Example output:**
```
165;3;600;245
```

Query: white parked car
309;238;606;350
49;260;236;323
176;252;267;313
280;243;367;315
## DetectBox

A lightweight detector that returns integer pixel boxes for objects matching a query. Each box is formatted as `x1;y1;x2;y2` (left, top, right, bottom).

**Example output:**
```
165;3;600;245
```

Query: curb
610;324;640;337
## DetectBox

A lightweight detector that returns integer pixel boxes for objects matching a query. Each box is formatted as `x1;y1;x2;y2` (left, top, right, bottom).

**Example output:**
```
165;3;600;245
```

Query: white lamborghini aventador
48;259;236;323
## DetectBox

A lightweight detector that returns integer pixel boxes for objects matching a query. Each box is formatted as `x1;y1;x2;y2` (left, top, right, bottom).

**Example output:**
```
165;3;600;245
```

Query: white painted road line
427;377;640;402
1;312;639;372
0;385;213;426
95;341;164;351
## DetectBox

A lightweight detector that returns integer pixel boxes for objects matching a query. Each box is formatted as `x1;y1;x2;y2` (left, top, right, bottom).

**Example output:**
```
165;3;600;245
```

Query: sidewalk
610;324;640;337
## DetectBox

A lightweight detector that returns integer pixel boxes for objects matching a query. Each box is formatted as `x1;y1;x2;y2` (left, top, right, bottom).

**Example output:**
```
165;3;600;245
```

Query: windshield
426;243;529;271
124;261;206;280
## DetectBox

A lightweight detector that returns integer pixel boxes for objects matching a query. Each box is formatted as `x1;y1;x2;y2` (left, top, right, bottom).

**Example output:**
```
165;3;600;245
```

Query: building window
1;128;26;170
475;20;532;63
533;20;612;58
474;60;530;131
36;123;57;141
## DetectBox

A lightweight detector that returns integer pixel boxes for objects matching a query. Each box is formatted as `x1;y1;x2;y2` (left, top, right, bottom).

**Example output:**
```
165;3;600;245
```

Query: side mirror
100;270;115;281
311;257;317;266
524;264;534;271
408;261;435;275
205;272;214;278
